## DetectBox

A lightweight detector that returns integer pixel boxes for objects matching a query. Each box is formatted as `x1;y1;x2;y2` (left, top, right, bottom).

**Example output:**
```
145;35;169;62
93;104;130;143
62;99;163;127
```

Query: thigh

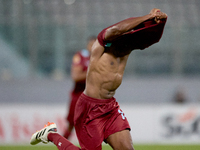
74;99;104;150
106;129;134;150
75;119;104;150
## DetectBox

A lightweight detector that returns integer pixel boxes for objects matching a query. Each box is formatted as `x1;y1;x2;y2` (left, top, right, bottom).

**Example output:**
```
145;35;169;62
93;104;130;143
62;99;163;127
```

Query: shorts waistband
80;93;116;104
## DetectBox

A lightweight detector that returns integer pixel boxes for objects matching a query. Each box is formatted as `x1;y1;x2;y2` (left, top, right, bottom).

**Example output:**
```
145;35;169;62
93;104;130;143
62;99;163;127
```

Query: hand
149;8;161;16
154;11;168;23
149;8;168;23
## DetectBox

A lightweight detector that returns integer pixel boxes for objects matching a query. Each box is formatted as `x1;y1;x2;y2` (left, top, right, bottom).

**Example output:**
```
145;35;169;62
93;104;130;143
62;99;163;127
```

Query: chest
97;53;128;73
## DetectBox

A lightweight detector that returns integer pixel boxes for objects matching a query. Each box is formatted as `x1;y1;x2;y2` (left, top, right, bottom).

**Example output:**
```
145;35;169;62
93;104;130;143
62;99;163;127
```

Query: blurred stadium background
1;0;200;80
0;0;200;147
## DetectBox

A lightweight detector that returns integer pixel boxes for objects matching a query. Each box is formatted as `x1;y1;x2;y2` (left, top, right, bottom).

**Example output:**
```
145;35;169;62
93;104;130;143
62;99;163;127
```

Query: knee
121;140;134;150
113;147;134;150
113;142;134;150
122;145;134;150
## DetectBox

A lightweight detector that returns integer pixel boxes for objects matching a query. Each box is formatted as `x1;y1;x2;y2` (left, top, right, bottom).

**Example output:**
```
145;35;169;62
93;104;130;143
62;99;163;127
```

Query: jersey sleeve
97;17;136;48
97;27;112;47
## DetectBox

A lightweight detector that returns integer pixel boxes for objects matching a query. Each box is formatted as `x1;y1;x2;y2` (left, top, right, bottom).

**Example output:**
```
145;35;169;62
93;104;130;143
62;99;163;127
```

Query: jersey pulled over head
98;18;167;53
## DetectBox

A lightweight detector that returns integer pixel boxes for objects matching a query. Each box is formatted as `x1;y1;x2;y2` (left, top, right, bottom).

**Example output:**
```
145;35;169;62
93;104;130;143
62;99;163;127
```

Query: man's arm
105;8;167;41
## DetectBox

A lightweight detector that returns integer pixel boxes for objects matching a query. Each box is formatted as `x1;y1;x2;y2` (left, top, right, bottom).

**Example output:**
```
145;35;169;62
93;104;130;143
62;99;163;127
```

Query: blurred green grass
0;144;200;150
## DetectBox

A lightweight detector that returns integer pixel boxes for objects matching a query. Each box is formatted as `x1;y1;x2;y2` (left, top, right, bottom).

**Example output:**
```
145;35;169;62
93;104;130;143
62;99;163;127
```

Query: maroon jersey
97;17;167;50
72;49;90;93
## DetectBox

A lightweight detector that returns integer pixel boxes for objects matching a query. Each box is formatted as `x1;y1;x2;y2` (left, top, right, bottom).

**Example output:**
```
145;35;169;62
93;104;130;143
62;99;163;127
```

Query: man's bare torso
84;40;130;99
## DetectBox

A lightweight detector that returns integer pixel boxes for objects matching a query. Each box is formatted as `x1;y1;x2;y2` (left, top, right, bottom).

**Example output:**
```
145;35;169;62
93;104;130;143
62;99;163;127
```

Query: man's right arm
105;8;167;41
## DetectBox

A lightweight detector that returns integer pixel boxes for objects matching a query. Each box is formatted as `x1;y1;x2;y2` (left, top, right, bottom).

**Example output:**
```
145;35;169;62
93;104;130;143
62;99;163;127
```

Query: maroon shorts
74;93;130;150
66;92;82;126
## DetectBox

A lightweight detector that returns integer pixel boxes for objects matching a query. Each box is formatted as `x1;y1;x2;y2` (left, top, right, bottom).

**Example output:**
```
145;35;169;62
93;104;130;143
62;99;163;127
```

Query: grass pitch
0;144;200;150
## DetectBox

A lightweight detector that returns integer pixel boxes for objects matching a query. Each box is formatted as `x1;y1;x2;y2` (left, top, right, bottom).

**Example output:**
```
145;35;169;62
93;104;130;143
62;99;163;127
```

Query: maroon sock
48;133;81;150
